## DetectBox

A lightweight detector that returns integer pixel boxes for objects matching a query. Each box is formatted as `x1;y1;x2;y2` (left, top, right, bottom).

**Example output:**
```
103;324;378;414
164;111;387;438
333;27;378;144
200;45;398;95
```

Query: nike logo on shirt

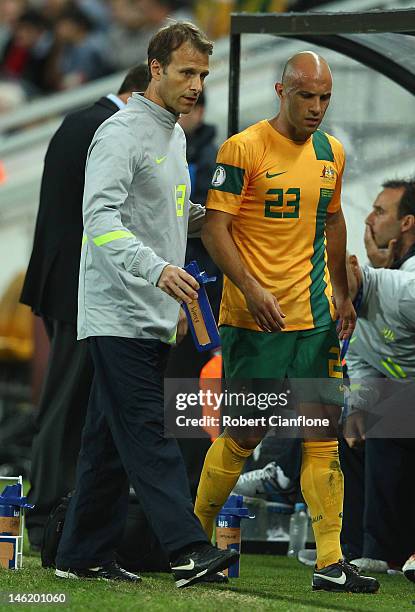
156;156;167;164
266;171;287;178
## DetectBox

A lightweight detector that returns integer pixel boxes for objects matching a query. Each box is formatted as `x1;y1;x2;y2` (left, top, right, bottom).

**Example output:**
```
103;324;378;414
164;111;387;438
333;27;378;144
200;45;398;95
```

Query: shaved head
271;51;333;142
282;52;332;91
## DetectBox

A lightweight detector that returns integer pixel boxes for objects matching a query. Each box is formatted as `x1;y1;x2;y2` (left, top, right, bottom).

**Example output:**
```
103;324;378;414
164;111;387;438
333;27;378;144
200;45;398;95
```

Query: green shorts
220;322;343;407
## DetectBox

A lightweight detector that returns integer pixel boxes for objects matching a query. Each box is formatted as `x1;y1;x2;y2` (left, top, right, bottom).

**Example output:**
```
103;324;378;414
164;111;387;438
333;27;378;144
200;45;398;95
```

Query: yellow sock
194;433;253;540
300;440;344;569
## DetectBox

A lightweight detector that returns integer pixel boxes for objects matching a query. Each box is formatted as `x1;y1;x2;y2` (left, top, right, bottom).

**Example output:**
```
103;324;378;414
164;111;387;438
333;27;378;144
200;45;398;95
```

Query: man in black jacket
20;64;149;549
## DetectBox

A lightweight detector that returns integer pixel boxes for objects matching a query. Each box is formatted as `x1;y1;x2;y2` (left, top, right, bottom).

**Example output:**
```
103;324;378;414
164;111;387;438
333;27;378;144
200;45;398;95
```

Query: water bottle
287;502;308;558
182;261;220;352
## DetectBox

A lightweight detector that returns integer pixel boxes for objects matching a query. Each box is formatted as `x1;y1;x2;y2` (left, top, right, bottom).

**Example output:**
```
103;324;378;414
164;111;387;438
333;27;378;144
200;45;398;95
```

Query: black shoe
171;544;239;588
55;561;141;582
200;571;229;584
312;560;380;593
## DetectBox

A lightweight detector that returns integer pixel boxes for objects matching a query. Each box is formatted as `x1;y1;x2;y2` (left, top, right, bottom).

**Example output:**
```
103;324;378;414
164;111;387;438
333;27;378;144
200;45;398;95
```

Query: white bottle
287;503;308;558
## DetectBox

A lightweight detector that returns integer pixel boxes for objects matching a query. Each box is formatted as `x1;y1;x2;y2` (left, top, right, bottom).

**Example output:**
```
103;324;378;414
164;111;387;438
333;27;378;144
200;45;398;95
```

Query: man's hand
157;265;199;304
176;307;188;344
343;410;366;448
333;295;356;340
242;279;286;332
364;224;396;268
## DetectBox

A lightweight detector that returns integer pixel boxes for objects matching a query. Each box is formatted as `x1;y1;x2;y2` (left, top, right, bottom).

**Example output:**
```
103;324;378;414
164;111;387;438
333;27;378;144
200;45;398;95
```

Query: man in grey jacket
341;178;415;573
21;63;150;551
364;179;415;271
55;22;238;588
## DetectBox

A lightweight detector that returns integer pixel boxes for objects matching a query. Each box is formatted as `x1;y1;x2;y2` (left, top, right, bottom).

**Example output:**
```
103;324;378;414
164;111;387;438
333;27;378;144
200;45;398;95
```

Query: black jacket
21;96;119;323
186;122;217;204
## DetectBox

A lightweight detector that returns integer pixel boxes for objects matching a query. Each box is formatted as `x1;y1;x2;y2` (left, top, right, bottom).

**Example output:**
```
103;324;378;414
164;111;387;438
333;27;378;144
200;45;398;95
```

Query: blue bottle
215;494;254;577
182;260;221;352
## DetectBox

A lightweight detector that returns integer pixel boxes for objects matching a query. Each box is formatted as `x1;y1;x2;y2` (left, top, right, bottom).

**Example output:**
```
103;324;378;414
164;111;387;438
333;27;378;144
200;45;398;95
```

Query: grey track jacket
347;256;415;409
78;93;205;342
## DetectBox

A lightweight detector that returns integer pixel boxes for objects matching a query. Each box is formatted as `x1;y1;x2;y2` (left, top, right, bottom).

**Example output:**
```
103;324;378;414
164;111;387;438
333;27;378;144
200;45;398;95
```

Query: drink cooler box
0;476;24;569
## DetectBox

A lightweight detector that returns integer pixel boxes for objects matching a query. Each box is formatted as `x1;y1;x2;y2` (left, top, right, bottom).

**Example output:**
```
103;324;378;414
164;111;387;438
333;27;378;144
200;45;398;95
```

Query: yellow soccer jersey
206;120;345;332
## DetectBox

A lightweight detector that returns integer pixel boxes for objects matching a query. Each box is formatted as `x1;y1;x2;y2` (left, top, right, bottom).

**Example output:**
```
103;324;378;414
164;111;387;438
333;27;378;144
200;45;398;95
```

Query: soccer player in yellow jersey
194;52;380;593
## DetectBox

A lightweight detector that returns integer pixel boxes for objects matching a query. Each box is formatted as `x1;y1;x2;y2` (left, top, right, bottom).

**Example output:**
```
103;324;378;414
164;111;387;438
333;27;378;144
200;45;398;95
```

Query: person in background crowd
38;0;71;23
105;0;151;71
0;0;28;56
106;0;193;71
20;63;150;551
78;0;111;32
38;0;111;32
0;9;52;95
44;4;108;90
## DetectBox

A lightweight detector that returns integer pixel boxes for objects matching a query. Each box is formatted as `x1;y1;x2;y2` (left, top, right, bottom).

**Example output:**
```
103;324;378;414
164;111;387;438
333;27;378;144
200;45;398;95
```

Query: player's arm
325;208;356;340
202;209;285;332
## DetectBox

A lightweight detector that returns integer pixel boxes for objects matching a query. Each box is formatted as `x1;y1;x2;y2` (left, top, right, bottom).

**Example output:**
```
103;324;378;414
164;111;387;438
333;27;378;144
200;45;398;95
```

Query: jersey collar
128;92;177;130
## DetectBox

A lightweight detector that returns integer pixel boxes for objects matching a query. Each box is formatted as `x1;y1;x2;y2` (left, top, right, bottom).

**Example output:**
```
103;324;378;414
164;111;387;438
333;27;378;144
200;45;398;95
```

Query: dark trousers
56;336;208;568
340;437;415;565
339;438;364;560
26;317;93;542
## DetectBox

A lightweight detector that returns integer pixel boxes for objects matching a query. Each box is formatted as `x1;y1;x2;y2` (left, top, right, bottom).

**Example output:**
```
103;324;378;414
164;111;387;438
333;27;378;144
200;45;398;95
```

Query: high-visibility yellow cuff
381;360;399;378
167;331;177;344
382;358;406;379
92;230;135;247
